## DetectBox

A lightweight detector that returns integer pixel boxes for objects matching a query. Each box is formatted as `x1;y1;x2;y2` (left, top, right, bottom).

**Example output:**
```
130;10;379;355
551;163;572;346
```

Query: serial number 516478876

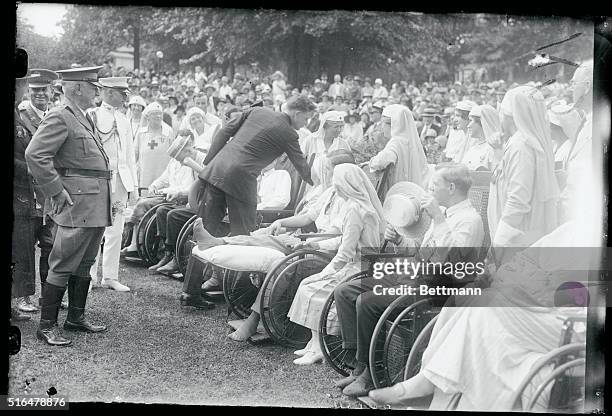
4;397;67;409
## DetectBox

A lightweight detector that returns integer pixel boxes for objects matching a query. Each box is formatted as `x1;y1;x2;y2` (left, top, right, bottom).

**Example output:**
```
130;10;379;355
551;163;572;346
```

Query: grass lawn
9;258;367;408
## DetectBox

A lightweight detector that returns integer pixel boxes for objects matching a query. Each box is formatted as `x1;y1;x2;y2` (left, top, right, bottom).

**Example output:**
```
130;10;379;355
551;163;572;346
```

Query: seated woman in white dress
366;104;430;198
368;219;598;411
188;152;357;338
286;163;385;366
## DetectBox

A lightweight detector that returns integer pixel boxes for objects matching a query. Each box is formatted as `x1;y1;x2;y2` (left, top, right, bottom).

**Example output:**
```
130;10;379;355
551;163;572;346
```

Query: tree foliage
15;14;64;69
17;6;595;84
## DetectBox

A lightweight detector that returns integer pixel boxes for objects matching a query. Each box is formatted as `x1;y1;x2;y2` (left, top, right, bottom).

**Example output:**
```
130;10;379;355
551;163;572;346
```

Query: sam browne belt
57;168;112;180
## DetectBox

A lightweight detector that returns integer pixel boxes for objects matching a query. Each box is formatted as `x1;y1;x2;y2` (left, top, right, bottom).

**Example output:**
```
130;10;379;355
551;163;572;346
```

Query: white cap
468;105;482;118
128;95;146;108
456;100;476;112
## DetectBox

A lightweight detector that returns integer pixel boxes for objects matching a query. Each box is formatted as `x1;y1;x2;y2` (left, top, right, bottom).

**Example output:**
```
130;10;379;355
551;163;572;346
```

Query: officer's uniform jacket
88;102;138;194
14;109;37;218
19;102;48;217
19;101;44;135
25;98;112;228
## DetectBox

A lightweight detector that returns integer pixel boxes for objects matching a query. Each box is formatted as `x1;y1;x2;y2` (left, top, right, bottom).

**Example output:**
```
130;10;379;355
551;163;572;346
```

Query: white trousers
90;178;128;282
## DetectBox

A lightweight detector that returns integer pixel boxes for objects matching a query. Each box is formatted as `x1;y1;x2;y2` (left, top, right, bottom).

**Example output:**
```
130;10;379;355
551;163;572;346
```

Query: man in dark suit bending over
198;95;315;236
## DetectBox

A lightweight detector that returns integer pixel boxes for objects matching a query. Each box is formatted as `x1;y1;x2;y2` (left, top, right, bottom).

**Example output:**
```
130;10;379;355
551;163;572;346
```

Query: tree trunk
288;29;301;87
132;17;140;70
311;37;320;81
229;59;235;80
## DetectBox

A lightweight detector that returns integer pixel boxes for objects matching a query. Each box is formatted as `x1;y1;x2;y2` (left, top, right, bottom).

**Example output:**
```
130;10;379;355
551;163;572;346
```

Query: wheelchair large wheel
318;270;369;377
222;269;262;319
382;298;442;387
121;222;133;249
368;293;426;389
136;203;171;266
260;250;333;349
403;314;439;381
175;215;197;276
509;343;586;412
143;214;165;266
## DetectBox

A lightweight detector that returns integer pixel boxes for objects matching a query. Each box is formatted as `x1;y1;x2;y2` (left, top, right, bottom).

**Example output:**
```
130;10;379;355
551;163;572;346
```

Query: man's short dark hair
435;162;472;194
285;95;316;112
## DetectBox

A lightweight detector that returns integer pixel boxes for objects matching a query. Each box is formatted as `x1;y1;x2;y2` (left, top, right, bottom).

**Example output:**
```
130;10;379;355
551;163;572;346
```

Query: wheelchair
369;171;492;388
508;312;587;412
398;312;588;411
317;170;493;386
224;163;392;346
133;202;174;267
182;154;316;313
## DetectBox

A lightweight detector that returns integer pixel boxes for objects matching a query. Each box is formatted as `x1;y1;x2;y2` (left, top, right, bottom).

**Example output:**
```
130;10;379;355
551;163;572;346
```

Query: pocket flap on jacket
62;177;100;195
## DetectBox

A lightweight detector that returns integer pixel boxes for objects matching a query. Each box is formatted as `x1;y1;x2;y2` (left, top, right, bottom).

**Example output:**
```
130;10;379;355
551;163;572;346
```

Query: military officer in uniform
12;72;42;322
88;77;138;292
18;69;61;310
25;66;112;347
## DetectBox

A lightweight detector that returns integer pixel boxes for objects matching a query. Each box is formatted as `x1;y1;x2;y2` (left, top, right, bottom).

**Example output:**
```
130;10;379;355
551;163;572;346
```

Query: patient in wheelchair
185;151;358;336
368;220;596;410
286;163;385;365
122;130;205;255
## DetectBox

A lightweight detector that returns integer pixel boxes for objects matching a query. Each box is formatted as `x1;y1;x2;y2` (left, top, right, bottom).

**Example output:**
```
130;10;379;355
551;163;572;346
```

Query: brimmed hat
383;182;432;240
204;83;216;91
98;76;131;93
371;101;384;111
456;100;476;112
128;95;146;108
422;107;437;117
27;68;58;87
56;66;103;87
167;132;193;160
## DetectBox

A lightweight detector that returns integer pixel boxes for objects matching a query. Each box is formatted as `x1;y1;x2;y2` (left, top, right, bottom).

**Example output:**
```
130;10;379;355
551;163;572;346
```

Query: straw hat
167;131;193;161
383;182;432;241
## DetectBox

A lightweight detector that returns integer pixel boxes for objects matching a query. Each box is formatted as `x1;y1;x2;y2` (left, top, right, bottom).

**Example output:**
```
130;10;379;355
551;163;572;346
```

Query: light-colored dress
487;133;558;248
369;105;431;195
460;138;496;171
418;221;595;411
299;133;351;211
287;200;381;331
134;122;174;189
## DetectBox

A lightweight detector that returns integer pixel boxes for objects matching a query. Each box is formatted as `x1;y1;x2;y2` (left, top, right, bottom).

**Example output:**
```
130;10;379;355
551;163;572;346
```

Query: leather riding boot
36;283;72;346
64;277;107;333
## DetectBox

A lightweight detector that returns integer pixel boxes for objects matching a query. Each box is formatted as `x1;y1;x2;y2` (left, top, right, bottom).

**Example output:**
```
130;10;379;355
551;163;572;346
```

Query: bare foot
368;373;435;406
227;313;260;342
193;218;225;250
